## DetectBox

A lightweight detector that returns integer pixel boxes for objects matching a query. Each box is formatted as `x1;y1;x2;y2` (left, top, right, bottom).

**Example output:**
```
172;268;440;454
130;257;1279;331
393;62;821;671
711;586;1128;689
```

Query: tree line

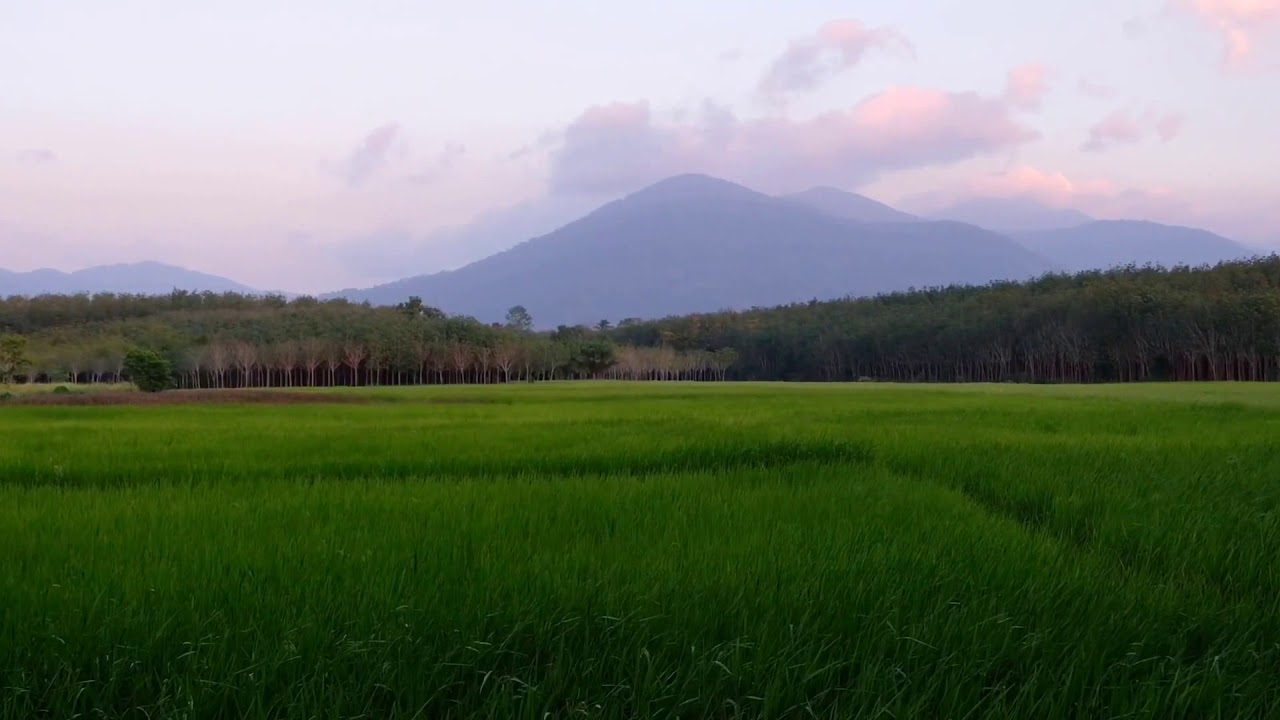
5;256;1280;388
0;295;735;388
611;257;1280;383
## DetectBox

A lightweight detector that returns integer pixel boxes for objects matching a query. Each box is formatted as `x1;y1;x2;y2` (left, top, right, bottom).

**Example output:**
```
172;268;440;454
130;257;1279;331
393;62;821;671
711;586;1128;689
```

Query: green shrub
52;385;72;395
122;348;174;393
573;339;617;377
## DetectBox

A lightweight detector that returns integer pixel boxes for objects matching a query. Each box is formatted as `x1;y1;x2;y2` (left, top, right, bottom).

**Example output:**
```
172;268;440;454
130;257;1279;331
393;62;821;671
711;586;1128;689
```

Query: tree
122;348;174;392
273;340;300;387
299;338;328;387
711;347;739;381
449;342;472;383
0;334;30;387
231;341;258;388
205;343;230;388
551;324;588;343
342;342;366;386
397;295;425;319
397;296;447;320
505;305;534;331
493;340;524;383
574;339;617;378
179;346;204;389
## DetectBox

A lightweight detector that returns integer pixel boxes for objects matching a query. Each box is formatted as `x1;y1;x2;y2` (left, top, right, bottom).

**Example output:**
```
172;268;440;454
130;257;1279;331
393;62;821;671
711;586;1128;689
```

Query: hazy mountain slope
0;261;258;296
1015;220;1255;272
333;174;1054;326
934;197;1094;233
781;187;918;223
334;195;610;282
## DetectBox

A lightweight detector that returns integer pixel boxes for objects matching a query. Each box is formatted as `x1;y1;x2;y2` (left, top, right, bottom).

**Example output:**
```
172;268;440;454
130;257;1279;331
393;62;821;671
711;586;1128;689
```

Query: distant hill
0;261;259;297
1014;220;1256;272
330;174;1054;326
781;187;918;223
934;197;1094;233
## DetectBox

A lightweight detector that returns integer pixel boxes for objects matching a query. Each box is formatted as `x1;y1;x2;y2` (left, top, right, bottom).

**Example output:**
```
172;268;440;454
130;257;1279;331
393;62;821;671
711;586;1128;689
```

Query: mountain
781;187;918;223
0;261;259;297
934;197;1094;233
1014;220;1256;272
331;174;1054;326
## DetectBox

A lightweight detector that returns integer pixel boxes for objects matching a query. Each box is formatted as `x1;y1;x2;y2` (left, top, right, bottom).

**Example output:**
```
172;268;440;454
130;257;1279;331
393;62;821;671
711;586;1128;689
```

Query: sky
2;0;1278;292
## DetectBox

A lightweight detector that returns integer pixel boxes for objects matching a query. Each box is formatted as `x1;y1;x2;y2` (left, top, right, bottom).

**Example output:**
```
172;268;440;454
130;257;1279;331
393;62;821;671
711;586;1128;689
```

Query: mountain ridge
5;177;1259;316
327;174;1056;326
0;261;260;297
1015;220;1255;272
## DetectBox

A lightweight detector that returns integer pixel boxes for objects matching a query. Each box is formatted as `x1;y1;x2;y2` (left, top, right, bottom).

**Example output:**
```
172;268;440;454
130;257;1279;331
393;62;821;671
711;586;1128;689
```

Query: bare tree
231;341;258;388
412;341;435;385
492;341;523;383
427;342;448;384
299;338;327;387
342;342;366;386
205;343;230;388
275;340;299;388
449;342;472;384
185;346;205;388
474;346;493;384
324;348;341;387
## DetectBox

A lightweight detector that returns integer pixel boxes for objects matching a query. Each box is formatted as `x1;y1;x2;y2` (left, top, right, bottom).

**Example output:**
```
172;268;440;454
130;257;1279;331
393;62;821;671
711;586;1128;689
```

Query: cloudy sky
2;0;1278;292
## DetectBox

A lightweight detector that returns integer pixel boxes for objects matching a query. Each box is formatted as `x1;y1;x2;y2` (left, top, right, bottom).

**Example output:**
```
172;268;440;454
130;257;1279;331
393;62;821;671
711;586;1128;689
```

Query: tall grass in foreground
2;383;1278;718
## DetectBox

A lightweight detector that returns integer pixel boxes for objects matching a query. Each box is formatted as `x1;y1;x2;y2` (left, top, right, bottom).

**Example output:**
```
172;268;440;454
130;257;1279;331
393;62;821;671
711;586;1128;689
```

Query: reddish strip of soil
6;389;372;407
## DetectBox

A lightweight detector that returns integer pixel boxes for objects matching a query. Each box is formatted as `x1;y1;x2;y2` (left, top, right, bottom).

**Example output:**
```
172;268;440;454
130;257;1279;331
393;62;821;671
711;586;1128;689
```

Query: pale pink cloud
1174;0;1280;67
1004;64;1051;109
549;80;1041;195
969;166;1120;206
947;165;1280;245
837;86;1038;162
758;19;914;97
1082;109;1184;151
1082;111;1145;151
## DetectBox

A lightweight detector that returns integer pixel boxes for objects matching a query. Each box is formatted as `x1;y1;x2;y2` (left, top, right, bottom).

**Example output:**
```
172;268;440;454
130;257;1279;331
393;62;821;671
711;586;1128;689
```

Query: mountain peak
331;178;1052;325
623;173;766;203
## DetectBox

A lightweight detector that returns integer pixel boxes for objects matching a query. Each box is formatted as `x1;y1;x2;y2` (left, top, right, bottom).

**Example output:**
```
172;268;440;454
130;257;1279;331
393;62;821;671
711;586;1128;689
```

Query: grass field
2;382;1278;718
1;381;134;396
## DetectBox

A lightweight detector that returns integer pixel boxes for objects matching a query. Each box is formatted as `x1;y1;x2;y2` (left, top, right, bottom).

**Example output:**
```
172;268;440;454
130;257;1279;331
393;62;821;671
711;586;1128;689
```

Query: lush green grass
1;381;133;396
2;382;1278;718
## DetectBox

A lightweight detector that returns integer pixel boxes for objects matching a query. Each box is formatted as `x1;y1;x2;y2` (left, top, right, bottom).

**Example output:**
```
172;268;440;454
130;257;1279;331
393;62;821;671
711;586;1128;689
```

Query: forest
3;256;1280;387
0;293;735;387
616;256;1280;383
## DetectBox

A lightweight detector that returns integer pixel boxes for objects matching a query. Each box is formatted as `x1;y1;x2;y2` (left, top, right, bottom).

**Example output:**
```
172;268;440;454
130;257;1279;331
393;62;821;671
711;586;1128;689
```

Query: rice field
2;382;1278;718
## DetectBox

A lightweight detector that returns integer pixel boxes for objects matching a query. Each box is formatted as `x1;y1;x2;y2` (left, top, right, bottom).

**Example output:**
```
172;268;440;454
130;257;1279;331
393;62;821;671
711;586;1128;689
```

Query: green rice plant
1;382;1278;718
